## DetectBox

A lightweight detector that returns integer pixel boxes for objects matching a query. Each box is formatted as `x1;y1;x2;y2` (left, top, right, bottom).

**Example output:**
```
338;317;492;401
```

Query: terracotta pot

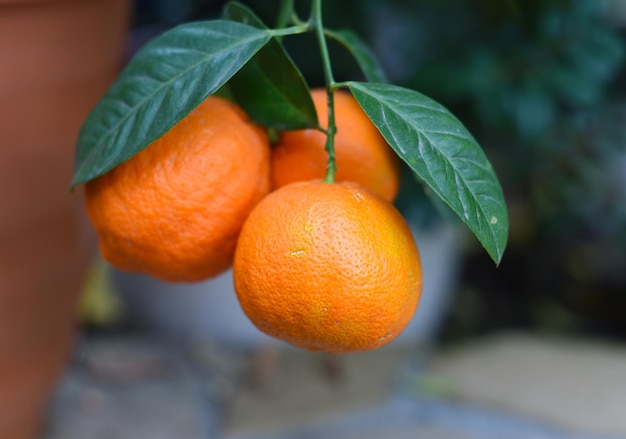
0;1;130;438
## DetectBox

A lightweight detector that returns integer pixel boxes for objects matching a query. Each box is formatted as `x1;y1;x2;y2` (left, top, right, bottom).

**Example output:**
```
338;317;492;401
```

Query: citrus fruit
271;88;400;202
85;96;270;282
233;180;422;353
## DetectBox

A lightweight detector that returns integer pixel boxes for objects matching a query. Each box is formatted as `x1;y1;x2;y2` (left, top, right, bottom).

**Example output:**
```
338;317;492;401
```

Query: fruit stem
311;0;337;184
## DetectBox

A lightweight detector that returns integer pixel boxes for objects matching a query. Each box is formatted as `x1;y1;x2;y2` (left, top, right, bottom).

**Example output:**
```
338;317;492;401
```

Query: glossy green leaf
223;2;318;130
326;29;388;83
348;81;508;264
72;20;272;187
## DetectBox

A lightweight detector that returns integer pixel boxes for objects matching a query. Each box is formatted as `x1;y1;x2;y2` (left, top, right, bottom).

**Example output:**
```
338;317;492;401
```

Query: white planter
393;221;461;347
113;268;281;348
112;220;461;350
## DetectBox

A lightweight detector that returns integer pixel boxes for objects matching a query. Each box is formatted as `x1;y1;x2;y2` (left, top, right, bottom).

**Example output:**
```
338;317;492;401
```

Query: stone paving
41;332;626;439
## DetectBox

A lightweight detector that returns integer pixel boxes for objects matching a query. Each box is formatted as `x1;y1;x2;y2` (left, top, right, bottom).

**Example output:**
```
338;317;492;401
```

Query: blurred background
36;0;626;438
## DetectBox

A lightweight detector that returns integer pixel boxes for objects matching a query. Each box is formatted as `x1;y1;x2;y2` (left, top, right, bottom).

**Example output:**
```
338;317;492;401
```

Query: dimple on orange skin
271;88;401;202
85;96;270;282
233;180;422;354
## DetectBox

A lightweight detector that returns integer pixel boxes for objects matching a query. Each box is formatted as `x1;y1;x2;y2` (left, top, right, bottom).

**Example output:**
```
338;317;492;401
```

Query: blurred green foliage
365;0;626;335
392;0;624;135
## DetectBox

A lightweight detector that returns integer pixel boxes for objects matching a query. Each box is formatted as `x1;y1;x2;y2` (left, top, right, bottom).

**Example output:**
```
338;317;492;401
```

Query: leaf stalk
269;24;310;37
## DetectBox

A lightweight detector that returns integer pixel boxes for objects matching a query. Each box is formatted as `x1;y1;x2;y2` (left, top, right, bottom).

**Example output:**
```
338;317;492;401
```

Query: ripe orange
85;96;270;282
233;180;422;353
271;88;400;202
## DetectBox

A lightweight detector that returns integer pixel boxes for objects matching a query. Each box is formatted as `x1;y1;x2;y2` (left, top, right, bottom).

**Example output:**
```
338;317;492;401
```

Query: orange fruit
85;96;270;282
271;88;400;202
233;180;422;353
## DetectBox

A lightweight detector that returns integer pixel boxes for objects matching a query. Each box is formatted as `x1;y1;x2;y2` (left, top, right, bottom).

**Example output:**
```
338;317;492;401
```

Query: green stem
311;0;337;184
269;24;310;38
276;0;294;30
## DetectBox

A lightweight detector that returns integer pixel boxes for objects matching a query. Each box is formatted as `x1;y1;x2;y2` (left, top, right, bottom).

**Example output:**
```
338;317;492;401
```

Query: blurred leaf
325;29;388;83
79;259;123;327
349;81;509;264
567;25;624;85
507;84;557;140
223;2;318;130
72;20;271;186
222;1;269;27
543;66;600;106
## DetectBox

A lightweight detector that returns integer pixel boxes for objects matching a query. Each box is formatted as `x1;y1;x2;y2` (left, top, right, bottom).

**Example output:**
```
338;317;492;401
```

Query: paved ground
430;333;626;438
41;331;626;439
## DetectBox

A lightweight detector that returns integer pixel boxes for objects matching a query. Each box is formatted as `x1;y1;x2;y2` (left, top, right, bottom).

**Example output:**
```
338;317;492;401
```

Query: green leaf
326;29;388;83
72;20;272;187
222;1;268;27
223;2;318;130
348;81;508;264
